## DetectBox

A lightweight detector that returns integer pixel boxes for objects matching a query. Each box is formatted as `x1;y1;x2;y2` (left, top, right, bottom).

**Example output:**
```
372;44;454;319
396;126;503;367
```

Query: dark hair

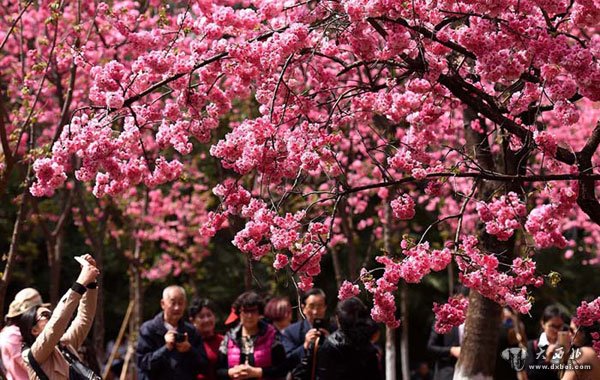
577;323;600;347
301;288;326;306
189;298;218;319
541;305;569;324
233;291;265;315
336;297;375;345
15;306;39;347
264;297;292;322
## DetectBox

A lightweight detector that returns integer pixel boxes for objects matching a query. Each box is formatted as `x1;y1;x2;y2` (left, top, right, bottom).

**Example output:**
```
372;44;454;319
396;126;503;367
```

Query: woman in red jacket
190;298;223;380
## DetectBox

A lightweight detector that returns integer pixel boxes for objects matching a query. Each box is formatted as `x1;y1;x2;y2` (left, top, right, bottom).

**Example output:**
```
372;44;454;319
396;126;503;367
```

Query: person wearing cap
1;288;49;380
14;254;99;379
136;285;207;380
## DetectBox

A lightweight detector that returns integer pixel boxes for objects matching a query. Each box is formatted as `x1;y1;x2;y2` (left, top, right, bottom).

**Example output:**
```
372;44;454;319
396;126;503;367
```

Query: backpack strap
24;348;50;380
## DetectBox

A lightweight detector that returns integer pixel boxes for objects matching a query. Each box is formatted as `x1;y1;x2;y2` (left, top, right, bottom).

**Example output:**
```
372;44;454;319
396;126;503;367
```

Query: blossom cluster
476;192;527;241
456;236;543;314
573;297;600;357
433;296;469;334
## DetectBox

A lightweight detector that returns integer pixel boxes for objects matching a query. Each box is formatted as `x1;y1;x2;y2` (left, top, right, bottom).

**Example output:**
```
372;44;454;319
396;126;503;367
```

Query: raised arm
30;254;99;363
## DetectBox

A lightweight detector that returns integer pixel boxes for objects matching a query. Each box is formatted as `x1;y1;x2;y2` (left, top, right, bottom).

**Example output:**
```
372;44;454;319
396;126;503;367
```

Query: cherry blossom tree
2;0;600;378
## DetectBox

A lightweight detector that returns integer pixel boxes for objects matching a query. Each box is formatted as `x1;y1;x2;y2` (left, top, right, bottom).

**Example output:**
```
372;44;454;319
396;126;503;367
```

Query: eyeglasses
35;310;51;325
240;307;259;315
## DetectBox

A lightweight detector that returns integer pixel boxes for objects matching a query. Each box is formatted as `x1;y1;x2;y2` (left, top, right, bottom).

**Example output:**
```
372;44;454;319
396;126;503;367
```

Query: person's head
264;297;292;330
571;321;600;348
335;297;375;344
6;288;47;321
189;298;218;338
7;288;50;346
161;285;187;325
233;291;264;332
540;305;569;343
301;288;326;325
15;305;52;346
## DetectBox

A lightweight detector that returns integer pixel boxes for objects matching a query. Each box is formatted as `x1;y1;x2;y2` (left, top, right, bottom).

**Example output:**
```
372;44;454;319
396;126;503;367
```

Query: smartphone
558;331;569;346
74;255;88;266
175;332;186;343
312;318;325;330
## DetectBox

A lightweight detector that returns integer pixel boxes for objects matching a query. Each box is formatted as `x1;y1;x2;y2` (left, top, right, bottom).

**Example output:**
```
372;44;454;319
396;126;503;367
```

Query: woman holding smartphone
14;254;99;379
525;305;570;380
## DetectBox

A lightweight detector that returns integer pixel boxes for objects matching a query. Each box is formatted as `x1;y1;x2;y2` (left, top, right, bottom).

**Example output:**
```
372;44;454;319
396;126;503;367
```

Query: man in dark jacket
136;285;207;380
426;325;460;380
282;289;331;370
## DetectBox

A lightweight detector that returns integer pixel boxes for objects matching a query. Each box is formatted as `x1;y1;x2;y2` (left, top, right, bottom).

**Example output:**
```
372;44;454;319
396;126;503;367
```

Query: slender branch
0;0;34;51
340;171;600;197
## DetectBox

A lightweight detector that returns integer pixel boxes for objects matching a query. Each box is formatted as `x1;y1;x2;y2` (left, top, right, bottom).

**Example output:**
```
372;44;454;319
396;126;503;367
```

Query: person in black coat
427;325;460;380
282;288;331;370
311;297;382;380
136;285;207;380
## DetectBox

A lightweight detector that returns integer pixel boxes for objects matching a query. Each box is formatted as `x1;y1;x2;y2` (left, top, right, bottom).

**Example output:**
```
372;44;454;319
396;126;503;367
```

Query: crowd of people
0;259;382;380
0;258;598;380
427;300;600;380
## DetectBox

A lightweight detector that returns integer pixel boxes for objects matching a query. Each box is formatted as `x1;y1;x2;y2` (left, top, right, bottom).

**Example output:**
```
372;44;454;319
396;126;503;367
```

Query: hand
175;333;191;353
75;261;99;286
239;365;262;379
450;346;461;358
303;328;321;349
228;365;248;379
164;331;176;351
80;254;97;267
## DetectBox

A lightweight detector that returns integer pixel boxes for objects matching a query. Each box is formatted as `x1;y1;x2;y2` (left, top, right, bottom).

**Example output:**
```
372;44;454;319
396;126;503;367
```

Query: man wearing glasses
282;288;331;370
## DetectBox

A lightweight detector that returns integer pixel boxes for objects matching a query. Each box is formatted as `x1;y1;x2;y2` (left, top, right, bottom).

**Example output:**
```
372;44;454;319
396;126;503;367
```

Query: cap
5;288;50;319
224;307;239;325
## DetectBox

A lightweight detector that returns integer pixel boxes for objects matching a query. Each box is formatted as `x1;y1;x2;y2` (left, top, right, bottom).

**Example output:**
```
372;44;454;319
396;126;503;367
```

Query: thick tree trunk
455;109;524;379
454;293;502;380
0;193;28;315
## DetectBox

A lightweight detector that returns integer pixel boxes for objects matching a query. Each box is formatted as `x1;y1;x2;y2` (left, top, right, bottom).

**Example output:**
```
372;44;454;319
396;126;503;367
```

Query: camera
175;332;186;343
312;318;325;330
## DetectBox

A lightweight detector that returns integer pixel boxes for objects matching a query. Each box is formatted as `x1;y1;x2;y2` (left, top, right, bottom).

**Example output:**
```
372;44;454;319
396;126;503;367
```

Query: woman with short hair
190;298;223;380
216;291;286;380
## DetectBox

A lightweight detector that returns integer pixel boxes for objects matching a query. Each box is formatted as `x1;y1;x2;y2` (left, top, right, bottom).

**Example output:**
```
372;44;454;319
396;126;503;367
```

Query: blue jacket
136;312;207;380
282;319;312;369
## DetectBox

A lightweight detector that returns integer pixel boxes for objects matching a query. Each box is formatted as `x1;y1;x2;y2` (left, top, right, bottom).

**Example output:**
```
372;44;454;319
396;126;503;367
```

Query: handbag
24;345;101;380
59;345;101;380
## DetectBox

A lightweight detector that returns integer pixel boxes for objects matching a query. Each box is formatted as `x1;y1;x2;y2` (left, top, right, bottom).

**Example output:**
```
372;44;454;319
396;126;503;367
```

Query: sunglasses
35;310;51;325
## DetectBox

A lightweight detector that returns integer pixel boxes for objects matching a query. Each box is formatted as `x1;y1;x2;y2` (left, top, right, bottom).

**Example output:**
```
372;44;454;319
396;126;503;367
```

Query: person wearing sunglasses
216;291;286;380
14;254;99;379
